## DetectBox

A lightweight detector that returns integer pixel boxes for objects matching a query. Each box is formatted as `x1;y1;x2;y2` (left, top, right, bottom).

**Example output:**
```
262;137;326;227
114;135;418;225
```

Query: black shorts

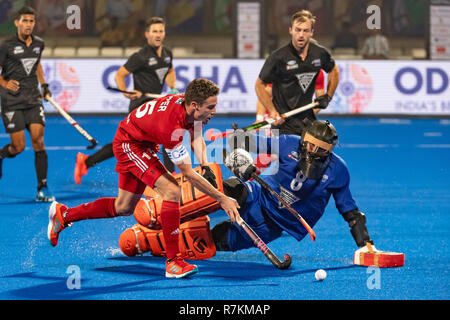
1;105;45;133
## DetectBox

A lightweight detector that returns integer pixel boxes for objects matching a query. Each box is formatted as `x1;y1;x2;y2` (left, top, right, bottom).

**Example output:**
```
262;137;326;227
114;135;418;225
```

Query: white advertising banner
430;4;450;60
41;59;450;116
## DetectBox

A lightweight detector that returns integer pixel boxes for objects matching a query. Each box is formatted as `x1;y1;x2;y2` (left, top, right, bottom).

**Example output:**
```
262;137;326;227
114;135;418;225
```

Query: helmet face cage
299;121;338;180
302;132;334;158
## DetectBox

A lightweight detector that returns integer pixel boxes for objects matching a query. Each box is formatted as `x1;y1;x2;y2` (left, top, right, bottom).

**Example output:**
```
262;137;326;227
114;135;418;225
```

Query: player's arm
326;64;339;99
0;44;19;91
315;49;340;109
0;67;19;91
36;62;45;84
331;165;373;247
313;70;325;114
255;100;266;123
190;127;218;188
341;209;373;247
255;78;283;125
165;67;178;94
255;85;273;123
115;65;142;100
36;62;51;100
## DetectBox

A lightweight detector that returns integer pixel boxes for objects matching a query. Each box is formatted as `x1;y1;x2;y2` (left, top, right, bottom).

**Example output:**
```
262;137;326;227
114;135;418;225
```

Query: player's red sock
160;200;181;260
64;197;117;223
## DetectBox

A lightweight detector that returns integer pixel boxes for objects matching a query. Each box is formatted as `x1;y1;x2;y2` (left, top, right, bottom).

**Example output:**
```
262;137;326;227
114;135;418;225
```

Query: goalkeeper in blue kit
213;120;374;252
121;119;404;268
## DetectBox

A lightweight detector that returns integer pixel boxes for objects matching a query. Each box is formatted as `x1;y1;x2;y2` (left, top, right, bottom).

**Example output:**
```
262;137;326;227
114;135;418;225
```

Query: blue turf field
0;115;449;300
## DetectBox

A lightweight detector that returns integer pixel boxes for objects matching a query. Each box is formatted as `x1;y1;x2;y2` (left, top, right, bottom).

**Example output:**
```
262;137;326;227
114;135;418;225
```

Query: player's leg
74;143;114;184
0;109;27;179
0;131;24;179
48;172;145;246
152;172;199;278
29;119;55;202
27;105;54;201
118;144;198;277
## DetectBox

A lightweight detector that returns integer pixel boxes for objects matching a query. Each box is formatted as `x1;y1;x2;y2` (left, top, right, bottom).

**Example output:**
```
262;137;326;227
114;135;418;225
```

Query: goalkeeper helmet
300;120;338;180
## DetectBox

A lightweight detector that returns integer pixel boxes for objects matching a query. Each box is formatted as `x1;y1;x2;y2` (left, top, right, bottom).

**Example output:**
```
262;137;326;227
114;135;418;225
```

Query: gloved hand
314;94;332;109
41;83;52;100
168;88;179;95
201;165;218;188
224;148;256;181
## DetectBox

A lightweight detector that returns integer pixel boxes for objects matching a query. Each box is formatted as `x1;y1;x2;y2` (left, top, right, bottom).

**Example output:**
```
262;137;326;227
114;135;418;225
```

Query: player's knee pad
341;209;372;247
134;164;223;228
223;177;248;208
211;220;232;251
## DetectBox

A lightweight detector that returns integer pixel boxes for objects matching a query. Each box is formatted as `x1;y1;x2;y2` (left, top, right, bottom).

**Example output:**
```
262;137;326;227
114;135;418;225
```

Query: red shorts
113;140;167;194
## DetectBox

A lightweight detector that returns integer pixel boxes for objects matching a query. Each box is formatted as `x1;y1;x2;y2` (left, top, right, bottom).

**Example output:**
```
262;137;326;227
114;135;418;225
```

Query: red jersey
114;94;194;151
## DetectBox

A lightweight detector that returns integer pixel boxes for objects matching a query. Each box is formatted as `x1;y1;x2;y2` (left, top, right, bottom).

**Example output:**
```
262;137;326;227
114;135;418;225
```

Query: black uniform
259;41;335;135
123;43;173;112
0;33;53;200
0;34;45;133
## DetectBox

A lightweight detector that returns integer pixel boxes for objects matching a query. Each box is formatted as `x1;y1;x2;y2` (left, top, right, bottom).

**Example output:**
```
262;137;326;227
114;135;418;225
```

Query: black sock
35;150;48;190
85;143;114;168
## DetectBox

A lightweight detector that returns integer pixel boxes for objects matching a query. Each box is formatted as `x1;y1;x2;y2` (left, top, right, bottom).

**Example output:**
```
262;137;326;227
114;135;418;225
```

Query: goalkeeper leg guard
119;225;151;257
120;216;216;260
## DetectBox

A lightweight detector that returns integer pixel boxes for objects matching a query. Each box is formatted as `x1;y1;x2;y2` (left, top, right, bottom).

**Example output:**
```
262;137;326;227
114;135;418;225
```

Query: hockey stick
250;173;316;242
45;96;98;149
207;101;318;141
106;86;163;99
236;216;292;269
149;212;292;269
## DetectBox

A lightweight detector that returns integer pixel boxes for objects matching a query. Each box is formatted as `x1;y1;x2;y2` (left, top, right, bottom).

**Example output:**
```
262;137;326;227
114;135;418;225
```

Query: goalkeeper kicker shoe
165;255;198;278
36;186;55;202
74;152;89;184
47;201;69;246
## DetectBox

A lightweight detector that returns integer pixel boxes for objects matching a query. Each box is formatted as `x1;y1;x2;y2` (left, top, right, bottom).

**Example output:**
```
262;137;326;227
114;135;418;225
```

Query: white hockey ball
315;269;327;281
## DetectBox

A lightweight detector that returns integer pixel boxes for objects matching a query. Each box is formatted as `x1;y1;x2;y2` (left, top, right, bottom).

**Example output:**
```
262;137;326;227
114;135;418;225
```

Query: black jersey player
0;6;54;202
255;10;340;136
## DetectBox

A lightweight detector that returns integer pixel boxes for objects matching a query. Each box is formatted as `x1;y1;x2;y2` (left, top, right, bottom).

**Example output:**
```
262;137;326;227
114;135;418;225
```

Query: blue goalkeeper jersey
245;134;358;241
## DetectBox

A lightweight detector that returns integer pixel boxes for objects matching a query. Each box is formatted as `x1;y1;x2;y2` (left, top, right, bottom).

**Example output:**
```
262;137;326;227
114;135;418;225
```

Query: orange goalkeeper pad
118;216;216;260
134;163;223;228
353;243;405;268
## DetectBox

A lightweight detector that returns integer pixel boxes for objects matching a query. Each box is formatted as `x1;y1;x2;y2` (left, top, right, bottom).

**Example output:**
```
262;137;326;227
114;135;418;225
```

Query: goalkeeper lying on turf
120;120;404;268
